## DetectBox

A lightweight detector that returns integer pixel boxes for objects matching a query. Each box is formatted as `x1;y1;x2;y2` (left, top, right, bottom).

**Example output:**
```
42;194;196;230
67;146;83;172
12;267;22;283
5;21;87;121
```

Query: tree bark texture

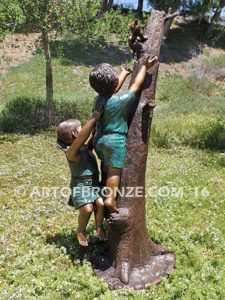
93;10;175;290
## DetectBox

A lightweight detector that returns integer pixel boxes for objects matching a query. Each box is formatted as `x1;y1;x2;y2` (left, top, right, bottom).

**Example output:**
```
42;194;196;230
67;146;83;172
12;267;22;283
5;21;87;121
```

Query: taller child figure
89;56;158;213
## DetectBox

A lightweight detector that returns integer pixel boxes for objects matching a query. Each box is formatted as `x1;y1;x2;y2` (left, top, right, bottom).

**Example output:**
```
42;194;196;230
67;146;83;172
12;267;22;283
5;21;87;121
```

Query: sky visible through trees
114;0;225;17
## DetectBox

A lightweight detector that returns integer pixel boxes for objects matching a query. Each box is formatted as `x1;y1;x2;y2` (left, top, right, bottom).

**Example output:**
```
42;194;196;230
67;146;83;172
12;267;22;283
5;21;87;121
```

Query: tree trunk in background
98;0;113;18
107;0;113;11
207;0;225;34
42;29;53;127
137;0;144;17
93;10;175;290
164;7;179;39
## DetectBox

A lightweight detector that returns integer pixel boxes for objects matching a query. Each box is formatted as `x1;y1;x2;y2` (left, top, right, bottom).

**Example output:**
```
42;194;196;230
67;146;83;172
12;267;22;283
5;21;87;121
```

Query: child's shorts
71;176;102;209
94;133;126;168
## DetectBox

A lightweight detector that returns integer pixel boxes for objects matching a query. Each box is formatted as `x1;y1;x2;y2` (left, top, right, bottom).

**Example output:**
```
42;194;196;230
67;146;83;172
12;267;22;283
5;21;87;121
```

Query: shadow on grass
160;21;225;64
46;224;107;265
51;38;131;67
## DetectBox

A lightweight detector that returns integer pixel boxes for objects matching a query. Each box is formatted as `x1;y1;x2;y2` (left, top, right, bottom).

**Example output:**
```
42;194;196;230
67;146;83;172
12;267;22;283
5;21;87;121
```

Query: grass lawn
0;32;225;299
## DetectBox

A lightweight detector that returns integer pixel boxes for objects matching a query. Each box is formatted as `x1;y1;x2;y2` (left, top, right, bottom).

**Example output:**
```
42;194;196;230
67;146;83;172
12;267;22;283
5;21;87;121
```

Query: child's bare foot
104;199;119;213
96;226;107;242
76;229;88;247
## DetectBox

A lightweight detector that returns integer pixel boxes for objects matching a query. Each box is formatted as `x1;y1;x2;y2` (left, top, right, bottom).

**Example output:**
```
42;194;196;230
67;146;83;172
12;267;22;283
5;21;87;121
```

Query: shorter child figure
57;107;105;247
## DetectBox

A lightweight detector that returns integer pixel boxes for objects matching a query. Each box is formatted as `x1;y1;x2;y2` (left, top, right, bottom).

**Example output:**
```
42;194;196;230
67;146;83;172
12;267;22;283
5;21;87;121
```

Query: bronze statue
128;19;148;58
92;10;176;290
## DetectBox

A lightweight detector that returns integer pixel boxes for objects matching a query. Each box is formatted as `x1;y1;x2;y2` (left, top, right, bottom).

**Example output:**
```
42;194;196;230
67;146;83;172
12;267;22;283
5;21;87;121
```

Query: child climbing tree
93;10;176;290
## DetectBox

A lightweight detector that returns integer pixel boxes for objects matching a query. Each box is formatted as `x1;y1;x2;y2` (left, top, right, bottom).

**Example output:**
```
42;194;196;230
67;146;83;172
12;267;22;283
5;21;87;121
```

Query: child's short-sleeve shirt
94;91;136;135
67;146;101;209
93;91;136;168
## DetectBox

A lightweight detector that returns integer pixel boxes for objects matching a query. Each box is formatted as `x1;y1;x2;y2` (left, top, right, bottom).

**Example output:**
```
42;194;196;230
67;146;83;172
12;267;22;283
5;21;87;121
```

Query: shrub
157;73;216;105
0;0;25;41
0;96;92;133
152;115;225;151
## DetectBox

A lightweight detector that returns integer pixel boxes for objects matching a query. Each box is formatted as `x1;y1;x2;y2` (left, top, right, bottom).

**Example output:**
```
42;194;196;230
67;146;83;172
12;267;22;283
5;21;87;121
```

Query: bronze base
93;253;176;290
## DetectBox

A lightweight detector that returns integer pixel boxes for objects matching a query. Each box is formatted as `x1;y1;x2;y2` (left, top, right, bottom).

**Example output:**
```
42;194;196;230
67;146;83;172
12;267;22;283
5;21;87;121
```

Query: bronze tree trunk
93;10;175;290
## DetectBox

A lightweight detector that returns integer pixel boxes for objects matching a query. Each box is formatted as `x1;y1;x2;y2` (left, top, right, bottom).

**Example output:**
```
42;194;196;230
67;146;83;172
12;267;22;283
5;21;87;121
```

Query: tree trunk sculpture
164;7;179;39
93;9;175;290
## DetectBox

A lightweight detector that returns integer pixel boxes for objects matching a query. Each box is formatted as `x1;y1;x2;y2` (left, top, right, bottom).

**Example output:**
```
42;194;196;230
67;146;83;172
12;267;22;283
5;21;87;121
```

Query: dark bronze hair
56;119;81;148
89;63;118;97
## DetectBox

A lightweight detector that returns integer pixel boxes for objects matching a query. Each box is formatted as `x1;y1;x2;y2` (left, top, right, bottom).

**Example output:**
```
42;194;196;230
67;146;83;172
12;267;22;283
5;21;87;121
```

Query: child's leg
94;197;106;240
77;203;94;246
104;167;121;213
100;162;108;186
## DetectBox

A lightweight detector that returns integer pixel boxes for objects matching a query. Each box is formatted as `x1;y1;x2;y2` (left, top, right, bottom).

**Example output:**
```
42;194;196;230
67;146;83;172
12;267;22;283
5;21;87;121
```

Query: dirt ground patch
159;47;225;83
0;33;40;75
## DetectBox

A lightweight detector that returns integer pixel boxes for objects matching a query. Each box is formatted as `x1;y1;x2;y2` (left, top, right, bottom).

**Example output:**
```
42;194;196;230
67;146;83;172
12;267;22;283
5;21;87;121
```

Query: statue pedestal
93;253;175;290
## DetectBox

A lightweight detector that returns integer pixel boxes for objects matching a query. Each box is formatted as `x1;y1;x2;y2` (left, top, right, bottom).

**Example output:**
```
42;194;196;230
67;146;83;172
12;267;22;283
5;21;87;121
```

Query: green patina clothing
93;91;136;168
67;146;102;209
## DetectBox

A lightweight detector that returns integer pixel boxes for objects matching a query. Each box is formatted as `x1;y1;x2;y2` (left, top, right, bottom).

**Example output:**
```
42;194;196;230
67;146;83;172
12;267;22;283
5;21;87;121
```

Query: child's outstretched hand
121;65;132;75
92;104;104;121
143;56;158;69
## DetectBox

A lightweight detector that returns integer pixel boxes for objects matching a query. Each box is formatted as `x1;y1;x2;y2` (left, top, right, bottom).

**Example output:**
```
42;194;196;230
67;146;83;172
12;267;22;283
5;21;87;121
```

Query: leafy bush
65;1;135;46
209;24;225;48
157;73;216;105
153;72;225;151
0;0;25;40
152;115;225;151
0;96;92;133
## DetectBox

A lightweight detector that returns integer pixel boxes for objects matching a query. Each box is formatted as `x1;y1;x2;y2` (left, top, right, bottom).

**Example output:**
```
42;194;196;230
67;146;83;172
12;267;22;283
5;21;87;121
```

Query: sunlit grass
0;30;224;299
0;133;224;299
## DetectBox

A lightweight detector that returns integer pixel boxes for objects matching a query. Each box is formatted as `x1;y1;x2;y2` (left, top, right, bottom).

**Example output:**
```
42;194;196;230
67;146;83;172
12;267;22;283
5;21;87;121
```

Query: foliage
152;115;225;150
0;0;25;40
149;0;181;11
0;19;225;298
19;0;75;33
157;73;217;104
0;96;92;133
65;2;135;45
182;0;216;15
209;24;225;45
149;0;220;18
153;71;225;150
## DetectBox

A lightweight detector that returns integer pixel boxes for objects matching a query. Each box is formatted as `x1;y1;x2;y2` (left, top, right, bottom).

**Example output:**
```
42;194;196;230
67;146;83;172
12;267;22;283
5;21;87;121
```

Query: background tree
18;0;74;126
98;0;114;18
149;0;180;38
150;0;181;11
183;0;214;23
207;0;225;32
137;0;144;16
19;0;100;126
0;0;25;41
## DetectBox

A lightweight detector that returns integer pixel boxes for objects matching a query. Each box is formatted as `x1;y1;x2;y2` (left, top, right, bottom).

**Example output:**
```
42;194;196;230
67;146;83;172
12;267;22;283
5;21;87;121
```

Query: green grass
154;73;225;150
205;54;225;69
0;29;225;299
0;134;224;299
